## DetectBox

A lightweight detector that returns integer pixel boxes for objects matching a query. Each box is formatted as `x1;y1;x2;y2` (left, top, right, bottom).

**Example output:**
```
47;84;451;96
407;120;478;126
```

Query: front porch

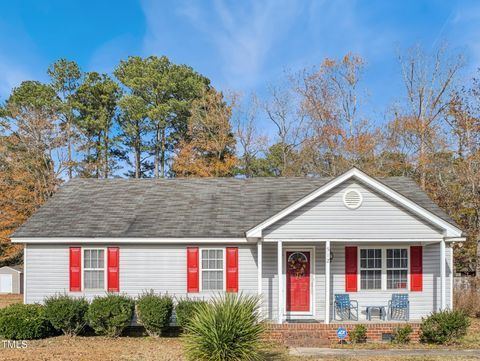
256;239;453;324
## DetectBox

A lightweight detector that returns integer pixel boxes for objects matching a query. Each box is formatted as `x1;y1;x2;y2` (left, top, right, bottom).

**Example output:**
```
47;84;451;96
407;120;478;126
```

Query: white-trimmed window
360;249;382;290
83;249;105;290
200;249;224;291
386;248;408;289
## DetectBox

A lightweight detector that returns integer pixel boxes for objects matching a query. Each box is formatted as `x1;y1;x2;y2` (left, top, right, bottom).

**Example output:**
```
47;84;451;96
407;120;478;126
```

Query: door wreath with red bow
288;252;308;278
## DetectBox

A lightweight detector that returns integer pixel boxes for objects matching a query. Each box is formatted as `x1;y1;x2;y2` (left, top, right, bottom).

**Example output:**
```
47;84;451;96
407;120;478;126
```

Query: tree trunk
96;135;101;178
160;128;166;178
419;126;426;190
135;126;141;179
104;132;109;179
67;124;72;179
154;126;160;178
476;211;480;279
476;238;480;279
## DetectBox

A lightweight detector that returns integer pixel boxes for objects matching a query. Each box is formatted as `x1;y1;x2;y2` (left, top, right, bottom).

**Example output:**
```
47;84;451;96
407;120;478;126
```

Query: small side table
366;305;386;321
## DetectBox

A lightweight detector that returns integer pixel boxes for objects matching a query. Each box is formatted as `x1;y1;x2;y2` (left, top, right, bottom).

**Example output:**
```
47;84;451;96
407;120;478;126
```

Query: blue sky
1;0;480;128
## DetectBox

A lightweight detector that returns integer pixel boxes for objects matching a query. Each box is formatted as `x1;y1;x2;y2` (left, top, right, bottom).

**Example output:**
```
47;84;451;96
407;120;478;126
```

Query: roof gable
246;168;463;238
263;178;444;239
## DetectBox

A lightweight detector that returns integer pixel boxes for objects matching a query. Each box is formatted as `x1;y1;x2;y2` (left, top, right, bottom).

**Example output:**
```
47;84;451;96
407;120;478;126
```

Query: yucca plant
183;293;264;361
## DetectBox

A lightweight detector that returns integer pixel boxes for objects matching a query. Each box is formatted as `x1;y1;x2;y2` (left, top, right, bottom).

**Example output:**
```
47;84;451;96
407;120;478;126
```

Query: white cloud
141;0;306;90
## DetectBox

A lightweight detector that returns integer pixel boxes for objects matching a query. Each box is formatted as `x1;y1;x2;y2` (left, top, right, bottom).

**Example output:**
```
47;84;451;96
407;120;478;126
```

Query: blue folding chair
334;294;358;321
388;293;409;321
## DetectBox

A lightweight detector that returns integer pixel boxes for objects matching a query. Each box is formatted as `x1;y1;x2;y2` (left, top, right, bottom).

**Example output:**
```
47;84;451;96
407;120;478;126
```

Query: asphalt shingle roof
12;176;458;238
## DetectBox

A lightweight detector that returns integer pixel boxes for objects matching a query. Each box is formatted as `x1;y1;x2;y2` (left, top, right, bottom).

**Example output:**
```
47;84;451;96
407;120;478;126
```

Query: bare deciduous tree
397;44;464;189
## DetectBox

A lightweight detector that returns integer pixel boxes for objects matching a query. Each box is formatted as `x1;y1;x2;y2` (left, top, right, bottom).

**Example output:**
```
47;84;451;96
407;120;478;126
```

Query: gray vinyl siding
263;179;444;239
25;242;453;321
329;242;453;321
24;244;258;304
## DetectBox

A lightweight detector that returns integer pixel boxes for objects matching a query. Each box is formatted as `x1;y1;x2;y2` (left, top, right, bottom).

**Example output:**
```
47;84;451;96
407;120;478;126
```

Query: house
0;265;23;294
11;168;464;324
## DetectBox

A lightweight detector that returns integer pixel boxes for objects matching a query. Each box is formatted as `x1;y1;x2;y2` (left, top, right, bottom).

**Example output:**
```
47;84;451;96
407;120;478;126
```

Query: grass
3;338;479;361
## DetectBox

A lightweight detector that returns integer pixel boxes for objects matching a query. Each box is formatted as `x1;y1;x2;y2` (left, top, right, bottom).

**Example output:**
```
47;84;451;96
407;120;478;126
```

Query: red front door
286;251;311;312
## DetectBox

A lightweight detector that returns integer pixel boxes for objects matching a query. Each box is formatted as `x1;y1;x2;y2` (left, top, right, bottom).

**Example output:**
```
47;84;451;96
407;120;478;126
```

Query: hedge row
0;294;471;345
0;293;204;340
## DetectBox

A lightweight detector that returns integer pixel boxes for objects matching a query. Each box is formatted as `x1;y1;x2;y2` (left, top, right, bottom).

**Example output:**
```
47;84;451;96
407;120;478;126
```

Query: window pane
387;270;408;289
84;270;104;289
202;273;209;289
91;250;98;268
98;250;104;268
360;249;381;270
386;248;408;271
84;250;90;268
202;271;223;290
360;270;381;290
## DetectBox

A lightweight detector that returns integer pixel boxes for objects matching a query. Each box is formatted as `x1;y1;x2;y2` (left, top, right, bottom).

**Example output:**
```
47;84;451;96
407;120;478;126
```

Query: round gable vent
343;189;362;209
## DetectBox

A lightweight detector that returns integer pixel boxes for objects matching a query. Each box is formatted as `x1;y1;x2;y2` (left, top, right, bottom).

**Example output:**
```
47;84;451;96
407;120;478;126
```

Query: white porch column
325;240;331;324
257;240;262;295
277;240;283;324
440;239;446;310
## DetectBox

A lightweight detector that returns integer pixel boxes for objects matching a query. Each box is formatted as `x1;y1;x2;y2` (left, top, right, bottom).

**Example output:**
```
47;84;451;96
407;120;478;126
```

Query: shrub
420;310;470;344
0;304;53;340
45;294;89;336
184;293;264;361
392;324;413;344
86;294;134;337
136;292;174;337
349;324;367;344
175;298;207;329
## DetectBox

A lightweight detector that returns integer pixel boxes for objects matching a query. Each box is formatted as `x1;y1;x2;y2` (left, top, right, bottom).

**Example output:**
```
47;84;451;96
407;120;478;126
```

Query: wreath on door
288;252;308;278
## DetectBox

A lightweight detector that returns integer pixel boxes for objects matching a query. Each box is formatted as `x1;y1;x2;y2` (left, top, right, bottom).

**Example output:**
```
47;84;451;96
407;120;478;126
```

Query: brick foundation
264;322;421;347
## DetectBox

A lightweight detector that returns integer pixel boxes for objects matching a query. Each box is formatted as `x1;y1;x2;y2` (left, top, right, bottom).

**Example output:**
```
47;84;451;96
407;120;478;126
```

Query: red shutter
410;246;423;292
187;247;199;292
345;246;358;292
107;247;120;292
226;247;238;292
69;247;81;292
